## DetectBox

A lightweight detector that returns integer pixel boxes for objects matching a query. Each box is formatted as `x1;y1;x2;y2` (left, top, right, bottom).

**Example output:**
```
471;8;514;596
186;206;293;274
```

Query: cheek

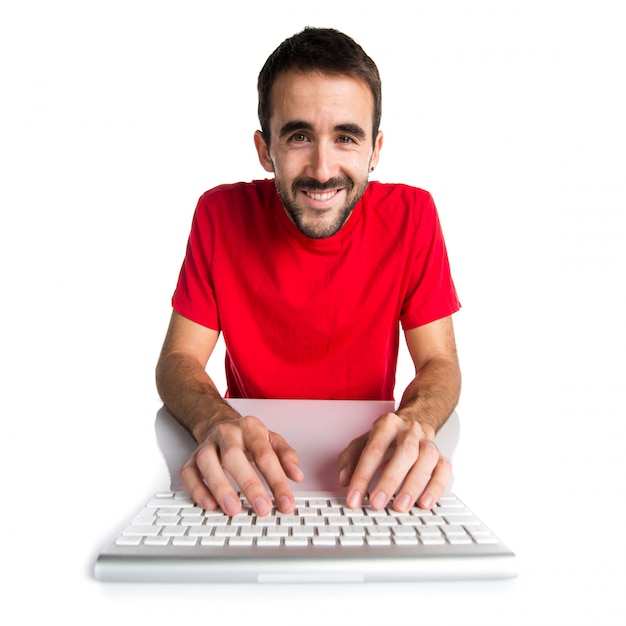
271;153;302;180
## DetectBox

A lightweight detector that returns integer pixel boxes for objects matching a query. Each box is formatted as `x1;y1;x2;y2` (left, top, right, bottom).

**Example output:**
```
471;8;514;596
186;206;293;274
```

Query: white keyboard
114;491;501;549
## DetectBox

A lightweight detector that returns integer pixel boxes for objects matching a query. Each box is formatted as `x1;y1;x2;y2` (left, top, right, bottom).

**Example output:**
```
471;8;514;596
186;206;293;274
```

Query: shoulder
197;179;275;211
364;181;438;227
366;181;433;202
190;180;277;235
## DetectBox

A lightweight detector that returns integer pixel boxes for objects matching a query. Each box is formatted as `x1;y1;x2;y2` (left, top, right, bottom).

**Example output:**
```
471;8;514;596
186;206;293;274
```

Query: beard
275;175;369;239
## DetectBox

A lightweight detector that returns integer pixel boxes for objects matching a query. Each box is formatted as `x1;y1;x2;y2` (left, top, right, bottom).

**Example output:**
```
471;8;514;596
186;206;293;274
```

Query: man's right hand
155;312;303;517
180;414;304;517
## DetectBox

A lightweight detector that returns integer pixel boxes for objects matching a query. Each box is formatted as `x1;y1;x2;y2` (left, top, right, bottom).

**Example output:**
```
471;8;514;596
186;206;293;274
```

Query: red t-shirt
172;179;460;401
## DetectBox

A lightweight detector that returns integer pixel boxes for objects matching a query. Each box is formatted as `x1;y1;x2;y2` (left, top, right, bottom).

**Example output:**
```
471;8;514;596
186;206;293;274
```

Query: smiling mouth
303;189;341;202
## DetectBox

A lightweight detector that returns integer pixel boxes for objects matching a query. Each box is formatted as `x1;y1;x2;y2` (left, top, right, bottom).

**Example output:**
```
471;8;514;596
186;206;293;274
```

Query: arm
155;311;302;516
338;316;461;511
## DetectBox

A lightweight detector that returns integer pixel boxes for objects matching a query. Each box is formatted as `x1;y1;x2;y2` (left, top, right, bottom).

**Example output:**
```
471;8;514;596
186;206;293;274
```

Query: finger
193;438;245;517
368;422;426;510
392;443;452;512
240;419;296;514
337;434;367;487
179;457;219;511
215;420;274;517
269;432;305;513
180;442;242;515
346;415;399;508
270;431;304;483
416;455;452;510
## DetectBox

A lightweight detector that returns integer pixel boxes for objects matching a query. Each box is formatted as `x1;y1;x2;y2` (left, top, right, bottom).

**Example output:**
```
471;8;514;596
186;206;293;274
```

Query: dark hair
257;27;382;146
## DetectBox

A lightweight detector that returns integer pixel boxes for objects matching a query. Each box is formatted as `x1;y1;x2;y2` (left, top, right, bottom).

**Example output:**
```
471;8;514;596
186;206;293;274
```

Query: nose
306;140;336;182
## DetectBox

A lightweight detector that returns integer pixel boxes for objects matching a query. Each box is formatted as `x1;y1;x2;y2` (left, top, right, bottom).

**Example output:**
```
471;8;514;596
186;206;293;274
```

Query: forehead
269;71;375;131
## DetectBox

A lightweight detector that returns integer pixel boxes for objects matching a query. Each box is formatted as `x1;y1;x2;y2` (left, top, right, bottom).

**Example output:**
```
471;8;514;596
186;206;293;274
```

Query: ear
369;130;384;171
254;130;274;173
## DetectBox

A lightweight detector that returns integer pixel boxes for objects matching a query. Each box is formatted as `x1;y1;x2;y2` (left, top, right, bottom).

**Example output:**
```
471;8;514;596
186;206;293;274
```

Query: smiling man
156;28;461;518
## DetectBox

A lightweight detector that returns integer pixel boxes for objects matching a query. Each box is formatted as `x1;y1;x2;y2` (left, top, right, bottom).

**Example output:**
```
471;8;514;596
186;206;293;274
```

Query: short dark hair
257;27;382;146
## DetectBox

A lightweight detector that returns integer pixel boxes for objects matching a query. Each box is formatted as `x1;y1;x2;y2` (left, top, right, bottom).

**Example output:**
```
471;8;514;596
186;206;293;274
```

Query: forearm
396;355;461;436
155;352;239;443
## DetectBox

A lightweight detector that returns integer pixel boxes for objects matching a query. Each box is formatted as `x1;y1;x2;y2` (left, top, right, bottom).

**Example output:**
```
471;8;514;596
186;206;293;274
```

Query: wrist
192;404;241;442
395;409;437;439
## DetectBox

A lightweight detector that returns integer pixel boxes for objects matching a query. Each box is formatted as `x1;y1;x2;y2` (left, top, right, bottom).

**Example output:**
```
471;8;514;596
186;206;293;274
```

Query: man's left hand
337;412;452;511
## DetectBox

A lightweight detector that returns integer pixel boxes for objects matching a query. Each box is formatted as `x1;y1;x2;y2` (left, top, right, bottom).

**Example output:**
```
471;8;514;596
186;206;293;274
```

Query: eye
337;135;357;144
288;133;309;143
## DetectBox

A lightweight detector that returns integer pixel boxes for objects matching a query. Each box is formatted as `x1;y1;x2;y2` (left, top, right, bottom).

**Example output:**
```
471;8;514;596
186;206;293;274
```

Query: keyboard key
447;536;473;545
200;536;226;547
297;507;319;517
393;535;418;546
285;536;309;547
257;536;282;547
132;511;157;524
442;525;468;538
308;499;330;507
473;535;499;545
116;535;143;546
371;515;397;527
312;536;337;546
173;536;198;547
339;536;364;546
162;525;186;537
122;524;161;537
229;536;254;547
420;535;446;546
188;526;213;537
157;507;181;517
147;497;174;508
437;496;463;507
181;517;205;527
144;536;170;546
366;535;391;546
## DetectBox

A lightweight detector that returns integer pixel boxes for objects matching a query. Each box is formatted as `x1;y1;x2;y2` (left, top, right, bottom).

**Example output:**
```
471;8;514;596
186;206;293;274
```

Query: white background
2;1;625;623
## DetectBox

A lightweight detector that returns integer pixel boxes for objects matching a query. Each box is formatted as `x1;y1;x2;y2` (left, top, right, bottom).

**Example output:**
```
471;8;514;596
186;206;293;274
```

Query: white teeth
305;190;336;201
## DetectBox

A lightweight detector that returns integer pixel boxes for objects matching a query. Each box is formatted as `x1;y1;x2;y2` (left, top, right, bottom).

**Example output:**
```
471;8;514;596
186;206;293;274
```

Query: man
156;27;461;519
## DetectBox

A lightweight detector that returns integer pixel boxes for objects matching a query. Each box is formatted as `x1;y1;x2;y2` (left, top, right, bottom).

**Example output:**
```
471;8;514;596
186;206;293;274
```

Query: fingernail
223;495;240;516
200;497;215;511
254;497;271;516
339;467;349;486
278;496;293;513
370;491;387;510
394;493;411;512
420;494;434;510
347;489;362;509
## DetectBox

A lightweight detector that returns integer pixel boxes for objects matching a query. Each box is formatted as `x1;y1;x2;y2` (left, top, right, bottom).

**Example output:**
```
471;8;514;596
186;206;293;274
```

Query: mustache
291;176;354;194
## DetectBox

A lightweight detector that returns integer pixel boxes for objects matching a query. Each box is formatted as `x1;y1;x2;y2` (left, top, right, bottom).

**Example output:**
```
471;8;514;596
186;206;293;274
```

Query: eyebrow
278;120;367;140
